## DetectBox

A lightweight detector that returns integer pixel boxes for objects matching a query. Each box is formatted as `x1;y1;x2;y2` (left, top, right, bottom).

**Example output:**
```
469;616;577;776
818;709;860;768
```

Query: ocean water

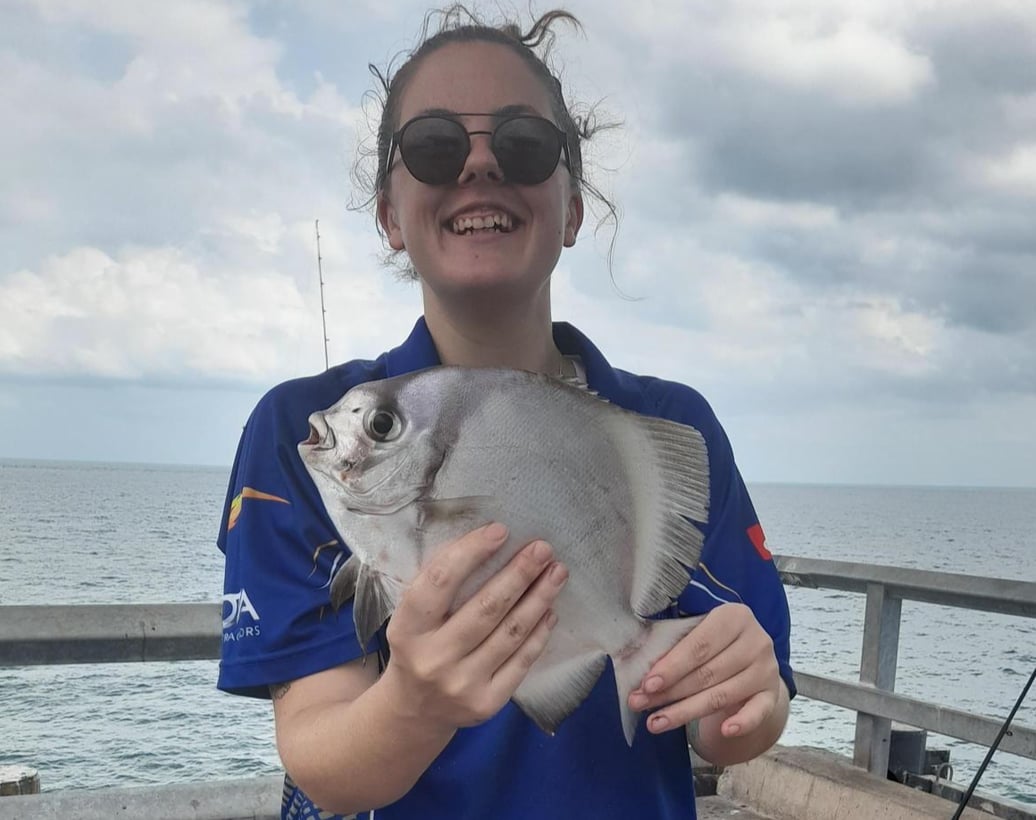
1;459;1034;808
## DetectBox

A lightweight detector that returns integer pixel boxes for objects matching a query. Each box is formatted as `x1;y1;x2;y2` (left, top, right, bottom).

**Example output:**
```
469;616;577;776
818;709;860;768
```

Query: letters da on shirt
222;589;261;642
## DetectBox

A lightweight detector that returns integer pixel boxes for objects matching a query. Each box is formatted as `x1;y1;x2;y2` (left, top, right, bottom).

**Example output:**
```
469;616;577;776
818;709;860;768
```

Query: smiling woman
215;6;794;820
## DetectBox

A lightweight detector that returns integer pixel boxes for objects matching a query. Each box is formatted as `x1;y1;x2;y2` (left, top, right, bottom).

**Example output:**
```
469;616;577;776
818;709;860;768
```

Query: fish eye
365;408;402;443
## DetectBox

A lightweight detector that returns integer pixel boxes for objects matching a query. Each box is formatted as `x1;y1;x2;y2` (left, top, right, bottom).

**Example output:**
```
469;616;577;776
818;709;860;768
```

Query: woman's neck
422;286;564;374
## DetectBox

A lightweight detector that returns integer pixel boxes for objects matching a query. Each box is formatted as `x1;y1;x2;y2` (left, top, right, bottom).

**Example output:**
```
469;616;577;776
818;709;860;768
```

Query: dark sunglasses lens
494;118;563;184
399;118;468;185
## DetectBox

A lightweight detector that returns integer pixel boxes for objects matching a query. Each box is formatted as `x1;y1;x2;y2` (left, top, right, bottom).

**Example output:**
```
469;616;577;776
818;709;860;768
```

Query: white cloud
0;213;420;384
715;17;934;105
0;244;308;380
980;143;1036;195
29;0;276;108
606;0;933;105
715;194;840;230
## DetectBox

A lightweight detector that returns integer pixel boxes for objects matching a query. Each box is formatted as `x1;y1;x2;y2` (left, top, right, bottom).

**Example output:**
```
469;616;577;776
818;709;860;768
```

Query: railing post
853;582;902;776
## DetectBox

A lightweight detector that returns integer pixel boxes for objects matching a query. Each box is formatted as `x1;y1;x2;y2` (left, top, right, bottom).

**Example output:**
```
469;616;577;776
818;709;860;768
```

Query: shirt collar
384;316;642;410
384;316;442;376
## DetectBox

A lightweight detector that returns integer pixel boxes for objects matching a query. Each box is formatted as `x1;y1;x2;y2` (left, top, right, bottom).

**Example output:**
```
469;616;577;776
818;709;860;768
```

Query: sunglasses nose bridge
459;128;505;183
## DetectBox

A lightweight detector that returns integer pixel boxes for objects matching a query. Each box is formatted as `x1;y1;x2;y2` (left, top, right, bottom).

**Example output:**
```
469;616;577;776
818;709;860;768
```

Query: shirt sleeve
656;384;796;699
216;379;378;698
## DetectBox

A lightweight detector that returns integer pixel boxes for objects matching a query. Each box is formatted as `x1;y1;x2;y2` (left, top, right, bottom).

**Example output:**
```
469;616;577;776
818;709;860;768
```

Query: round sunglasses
386;113;571;186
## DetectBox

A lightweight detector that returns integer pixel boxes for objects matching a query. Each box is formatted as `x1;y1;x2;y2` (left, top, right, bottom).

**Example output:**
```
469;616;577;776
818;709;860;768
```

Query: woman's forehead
396;41;555;123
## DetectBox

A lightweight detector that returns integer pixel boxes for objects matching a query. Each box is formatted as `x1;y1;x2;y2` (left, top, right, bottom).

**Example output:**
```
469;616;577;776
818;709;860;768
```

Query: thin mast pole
315;219;330;371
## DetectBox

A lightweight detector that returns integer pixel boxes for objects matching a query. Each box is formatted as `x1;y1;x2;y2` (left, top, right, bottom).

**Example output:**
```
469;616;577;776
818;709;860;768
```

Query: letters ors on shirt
222;589;260;642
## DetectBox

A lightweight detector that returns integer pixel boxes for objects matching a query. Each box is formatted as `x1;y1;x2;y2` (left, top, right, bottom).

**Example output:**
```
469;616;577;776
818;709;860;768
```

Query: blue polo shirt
218;316;794;820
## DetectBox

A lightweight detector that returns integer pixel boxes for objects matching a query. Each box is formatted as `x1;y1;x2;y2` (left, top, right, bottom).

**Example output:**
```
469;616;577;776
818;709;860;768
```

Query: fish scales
299;366;710;745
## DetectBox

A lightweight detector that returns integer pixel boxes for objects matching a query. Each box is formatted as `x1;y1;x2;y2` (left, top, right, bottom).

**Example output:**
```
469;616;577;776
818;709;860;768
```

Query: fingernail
725;723;741;736
650;713;670;732
484;522;508;541
629;693;648;710
533;540;552;561
644;676;664;694
546;611;558;629
549;562;568;584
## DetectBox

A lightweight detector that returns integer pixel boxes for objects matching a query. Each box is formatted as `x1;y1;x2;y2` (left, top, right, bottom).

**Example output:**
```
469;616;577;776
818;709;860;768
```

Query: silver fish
298;366;709;745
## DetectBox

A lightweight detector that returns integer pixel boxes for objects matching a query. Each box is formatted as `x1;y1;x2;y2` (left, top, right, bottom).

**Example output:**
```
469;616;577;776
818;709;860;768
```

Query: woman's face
378;41;583;304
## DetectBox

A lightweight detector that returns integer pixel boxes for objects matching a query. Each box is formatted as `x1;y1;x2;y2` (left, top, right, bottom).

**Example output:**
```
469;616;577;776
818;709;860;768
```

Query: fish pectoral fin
416;496;496;532
512;652;607;737
329;554;362;610
353;562;403;651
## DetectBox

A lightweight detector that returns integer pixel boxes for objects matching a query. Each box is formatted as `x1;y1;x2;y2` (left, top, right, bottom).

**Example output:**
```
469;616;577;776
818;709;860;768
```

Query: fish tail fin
611;616;705;746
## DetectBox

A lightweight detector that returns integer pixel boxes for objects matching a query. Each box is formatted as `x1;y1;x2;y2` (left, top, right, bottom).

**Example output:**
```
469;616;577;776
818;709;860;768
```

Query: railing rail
773;555;1036;776
0;603;219;665
774;556;1036;617
2;556;1035;781
0;775;283;820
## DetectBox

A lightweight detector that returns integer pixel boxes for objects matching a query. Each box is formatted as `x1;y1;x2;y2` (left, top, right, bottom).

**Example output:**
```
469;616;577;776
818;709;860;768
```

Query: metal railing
773;556;1036;776
2;556;1035;808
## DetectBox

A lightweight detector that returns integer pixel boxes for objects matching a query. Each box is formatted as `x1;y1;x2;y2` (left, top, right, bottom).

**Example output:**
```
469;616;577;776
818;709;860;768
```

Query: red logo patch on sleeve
747;523;772;560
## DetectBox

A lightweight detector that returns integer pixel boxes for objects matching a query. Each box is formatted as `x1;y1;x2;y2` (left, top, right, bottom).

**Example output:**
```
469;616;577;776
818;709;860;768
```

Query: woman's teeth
451;213;514;235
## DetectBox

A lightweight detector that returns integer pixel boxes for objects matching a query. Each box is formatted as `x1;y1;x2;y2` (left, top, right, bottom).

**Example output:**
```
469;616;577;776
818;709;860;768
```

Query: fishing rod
950;662;1036;819
315;219;330;371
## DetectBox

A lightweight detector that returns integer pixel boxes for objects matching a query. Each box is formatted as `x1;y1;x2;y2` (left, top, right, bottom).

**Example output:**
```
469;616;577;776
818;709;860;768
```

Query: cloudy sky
1;0;1034;487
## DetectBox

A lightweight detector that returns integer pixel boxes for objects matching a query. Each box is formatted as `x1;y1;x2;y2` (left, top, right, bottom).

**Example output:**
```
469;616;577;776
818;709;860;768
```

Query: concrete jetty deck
717;745;996;819
0;745;1011;819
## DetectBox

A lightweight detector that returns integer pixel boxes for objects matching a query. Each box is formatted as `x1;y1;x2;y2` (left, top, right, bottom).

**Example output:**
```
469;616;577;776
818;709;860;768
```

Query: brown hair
353;4;618;280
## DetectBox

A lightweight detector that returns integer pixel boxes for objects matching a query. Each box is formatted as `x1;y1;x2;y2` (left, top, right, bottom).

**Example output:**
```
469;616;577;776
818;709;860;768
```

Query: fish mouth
303;418;335;450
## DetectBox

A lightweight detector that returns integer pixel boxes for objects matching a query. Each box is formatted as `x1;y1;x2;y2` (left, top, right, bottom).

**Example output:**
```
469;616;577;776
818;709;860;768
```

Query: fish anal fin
611;616;704;746
513;652;607;737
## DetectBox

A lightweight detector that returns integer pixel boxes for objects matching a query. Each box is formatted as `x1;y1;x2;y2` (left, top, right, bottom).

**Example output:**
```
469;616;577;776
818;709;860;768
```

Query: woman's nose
458;132;504;184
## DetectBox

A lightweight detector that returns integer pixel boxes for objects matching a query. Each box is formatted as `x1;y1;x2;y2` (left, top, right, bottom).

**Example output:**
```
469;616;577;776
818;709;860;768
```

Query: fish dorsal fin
556;374;598;395
612;414;710;617
512;652;607;737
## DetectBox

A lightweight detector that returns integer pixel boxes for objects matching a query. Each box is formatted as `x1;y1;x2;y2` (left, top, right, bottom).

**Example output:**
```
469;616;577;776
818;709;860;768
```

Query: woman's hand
627;602;787;763
380;522;569;730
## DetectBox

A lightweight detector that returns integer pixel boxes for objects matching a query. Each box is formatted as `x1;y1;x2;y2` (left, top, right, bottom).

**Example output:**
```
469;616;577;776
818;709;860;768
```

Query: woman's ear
377;191;405;251
563;191;584;248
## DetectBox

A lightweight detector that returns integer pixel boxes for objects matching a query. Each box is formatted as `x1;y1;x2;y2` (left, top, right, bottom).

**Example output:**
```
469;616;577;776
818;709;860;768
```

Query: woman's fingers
390;522;510;634
625;603;781;736
454;557;567;722
641;661;777;735
381;525;570;729
464;557;568;673
447;539;564;652
717;689;780;738
488;607;559;699
629;632;757;711
639;604;747;695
